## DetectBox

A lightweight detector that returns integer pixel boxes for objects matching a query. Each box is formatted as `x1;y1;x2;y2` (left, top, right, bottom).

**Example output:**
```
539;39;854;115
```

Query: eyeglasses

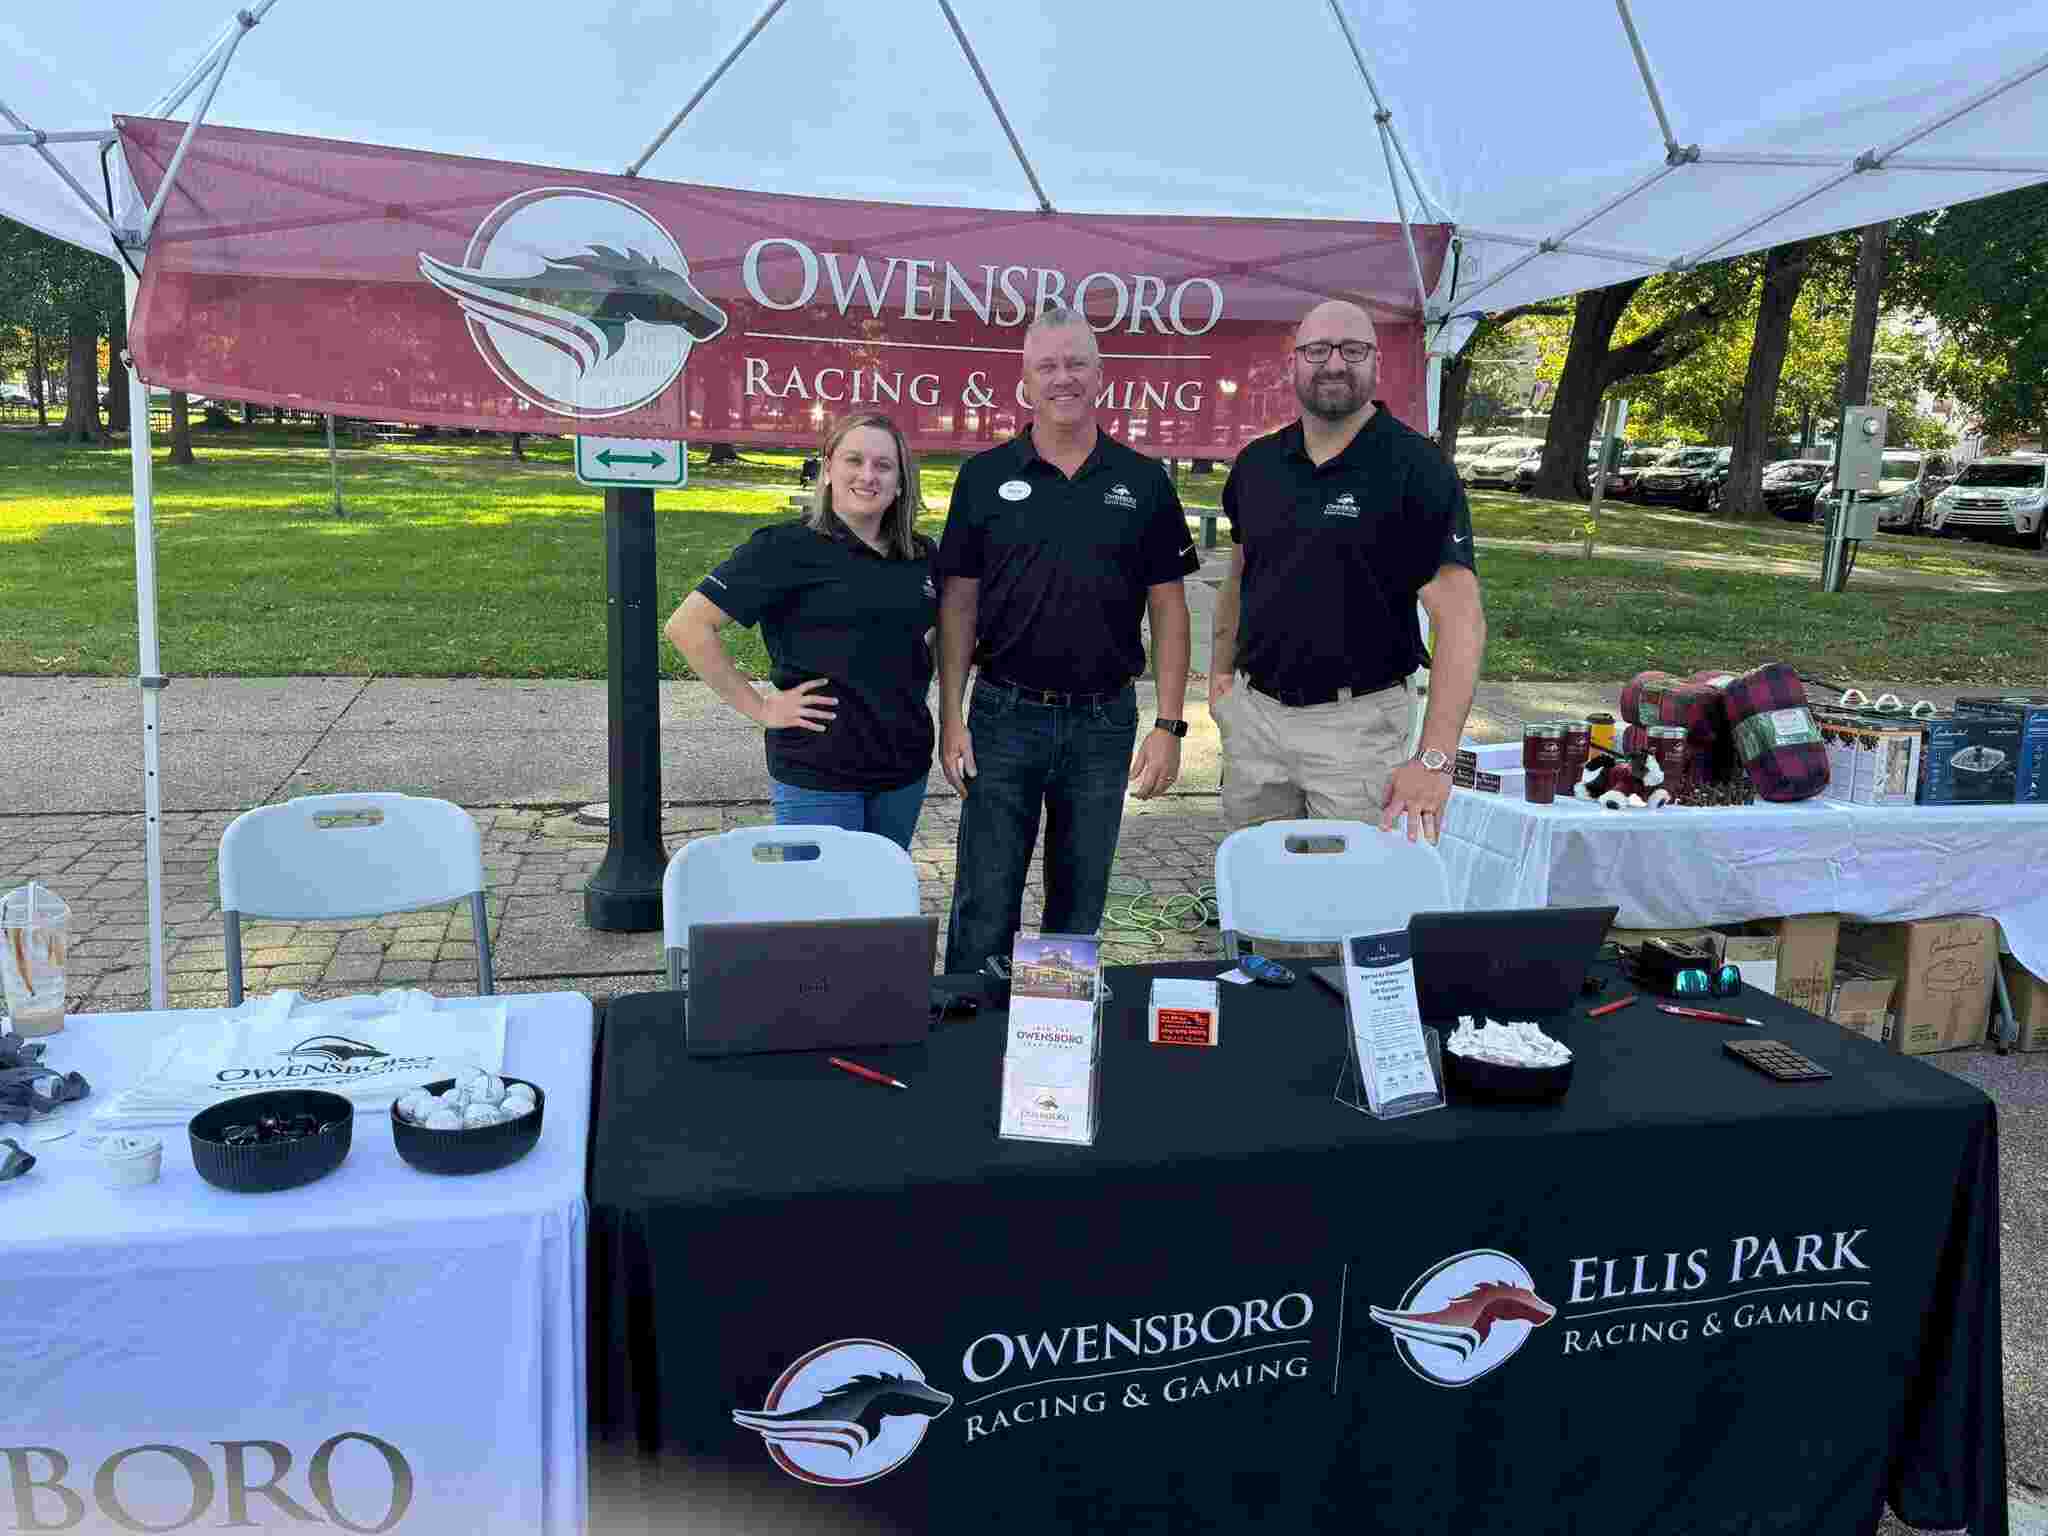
1674;964;1743;999
1294;341;1377;365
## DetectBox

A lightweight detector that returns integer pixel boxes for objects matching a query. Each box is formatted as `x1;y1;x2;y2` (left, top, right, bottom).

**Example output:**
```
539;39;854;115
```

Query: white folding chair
1214;819;1452;960
662;825;922;991
218;792;493;1005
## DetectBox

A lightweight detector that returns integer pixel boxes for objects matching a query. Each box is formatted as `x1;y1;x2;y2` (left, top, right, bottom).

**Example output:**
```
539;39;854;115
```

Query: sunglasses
1674;964;1743;999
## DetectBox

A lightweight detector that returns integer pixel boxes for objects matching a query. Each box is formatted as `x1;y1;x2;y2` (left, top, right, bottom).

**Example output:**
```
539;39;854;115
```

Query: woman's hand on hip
756;678;837;732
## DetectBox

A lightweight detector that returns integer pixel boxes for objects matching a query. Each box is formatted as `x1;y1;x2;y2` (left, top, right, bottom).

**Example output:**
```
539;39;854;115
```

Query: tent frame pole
1323;0;1444;220
1457;228;1665;270
123;269;169;1010
0;99;122;238
1700;150;2048;174
1614;0;1684;160
625;0;793;177
140;5;267;243
1453;161;1680;312
935;0;1054;213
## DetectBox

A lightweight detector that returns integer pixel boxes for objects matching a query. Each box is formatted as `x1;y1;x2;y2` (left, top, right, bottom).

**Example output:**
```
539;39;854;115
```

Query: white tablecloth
1440;793;2048;978
0;992;591;1536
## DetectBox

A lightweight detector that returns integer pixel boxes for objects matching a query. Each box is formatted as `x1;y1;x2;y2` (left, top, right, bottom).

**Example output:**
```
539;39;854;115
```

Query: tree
1894;185;2048;443
1839;222;1890;411
1528;266;1756;499
0;216;121;441
167;390;195;466
1434;304;1570;461
1723;240;1819;521
104;290;130;434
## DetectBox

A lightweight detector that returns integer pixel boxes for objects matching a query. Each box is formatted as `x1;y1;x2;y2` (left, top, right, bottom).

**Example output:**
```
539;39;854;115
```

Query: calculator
1723;1039;1832;1081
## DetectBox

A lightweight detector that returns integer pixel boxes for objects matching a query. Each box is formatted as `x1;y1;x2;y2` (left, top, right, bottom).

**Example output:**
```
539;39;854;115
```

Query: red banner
121;118;1445;455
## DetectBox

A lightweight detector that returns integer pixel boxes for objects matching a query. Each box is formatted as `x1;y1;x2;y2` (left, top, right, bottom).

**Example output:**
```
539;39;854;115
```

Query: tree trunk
1436;350;1472;463
706;442;739;465
243;400;256;426
167;390;195;466
510;432;525;461
1838;221;1890;411
1532;281;1645;500
104;298;130;434
30;329;47;427
60;324;101;443
1723;240;1816;521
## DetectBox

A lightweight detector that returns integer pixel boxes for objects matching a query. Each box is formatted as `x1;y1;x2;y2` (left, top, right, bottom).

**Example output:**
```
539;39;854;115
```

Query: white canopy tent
5;0;2048;1004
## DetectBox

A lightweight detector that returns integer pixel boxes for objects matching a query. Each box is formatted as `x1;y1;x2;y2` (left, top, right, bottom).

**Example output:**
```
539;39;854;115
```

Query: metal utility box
1840;496;1878;539
1836;406;1889;492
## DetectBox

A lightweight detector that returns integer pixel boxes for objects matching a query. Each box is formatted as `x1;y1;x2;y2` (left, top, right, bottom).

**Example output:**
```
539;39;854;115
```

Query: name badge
998;479;1032;502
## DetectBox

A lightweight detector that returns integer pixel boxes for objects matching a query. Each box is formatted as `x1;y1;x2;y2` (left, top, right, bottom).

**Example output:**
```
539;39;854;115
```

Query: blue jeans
946;679;1139;976
768;776;928;850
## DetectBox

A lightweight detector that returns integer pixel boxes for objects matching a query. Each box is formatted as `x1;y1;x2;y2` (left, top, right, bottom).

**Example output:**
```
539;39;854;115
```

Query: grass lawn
4;425;2045;683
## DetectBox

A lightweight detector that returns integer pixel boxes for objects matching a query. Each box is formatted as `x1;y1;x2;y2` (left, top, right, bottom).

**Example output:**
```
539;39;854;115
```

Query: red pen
1656;1003;1765;1028
1588;994;1638;1018
829;1056;908;1090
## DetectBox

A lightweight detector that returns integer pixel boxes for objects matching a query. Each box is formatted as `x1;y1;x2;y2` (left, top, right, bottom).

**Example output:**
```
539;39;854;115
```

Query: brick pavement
0;792;1231;1014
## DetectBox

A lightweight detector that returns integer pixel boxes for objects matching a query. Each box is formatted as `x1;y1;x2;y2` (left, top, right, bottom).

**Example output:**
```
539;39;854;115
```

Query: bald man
1208;300;1486;844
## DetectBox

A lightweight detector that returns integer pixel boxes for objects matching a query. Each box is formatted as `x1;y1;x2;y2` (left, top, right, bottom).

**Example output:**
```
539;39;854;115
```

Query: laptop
1311;905;1619;1024
685;916;939;1057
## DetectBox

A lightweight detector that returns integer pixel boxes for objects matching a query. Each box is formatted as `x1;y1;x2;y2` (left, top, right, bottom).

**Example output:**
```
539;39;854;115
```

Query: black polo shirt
697;520;938;792
1224;406;1475;698
936;428;1200;694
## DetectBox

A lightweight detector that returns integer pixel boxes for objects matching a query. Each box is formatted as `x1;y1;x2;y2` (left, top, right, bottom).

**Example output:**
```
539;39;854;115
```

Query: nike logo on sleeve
1179;543;1197;557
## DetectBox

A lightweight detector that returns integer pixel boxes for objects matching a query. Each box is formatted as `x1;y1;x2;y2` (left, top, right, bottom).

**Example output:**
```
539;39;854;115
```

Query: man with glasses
1208;299;1487;844
935;304;1200;975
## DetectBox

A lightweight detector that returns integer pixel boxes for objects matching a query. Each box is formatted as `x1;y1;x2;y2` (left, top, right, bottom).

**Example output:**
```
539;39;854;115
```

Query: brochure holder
1333;929;1446;1121
997;931;1103;1146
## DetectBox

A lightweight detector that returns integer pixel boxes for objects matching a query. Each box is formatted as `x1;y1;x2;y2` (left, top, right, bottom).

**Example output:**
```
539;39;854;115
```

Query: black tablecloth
588;964;2005;1535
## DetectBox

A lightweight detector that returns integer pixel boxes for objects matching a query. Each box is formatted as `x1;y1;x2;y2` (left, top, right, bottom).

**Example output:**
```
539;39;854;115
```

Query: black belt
979;673;1130;708
1246;674;1407;709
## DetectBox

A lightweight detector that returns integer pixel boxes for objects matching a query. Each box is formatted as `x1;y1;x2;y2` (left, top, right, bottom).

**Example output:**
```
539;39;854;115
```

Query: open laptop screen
685;915;937;1056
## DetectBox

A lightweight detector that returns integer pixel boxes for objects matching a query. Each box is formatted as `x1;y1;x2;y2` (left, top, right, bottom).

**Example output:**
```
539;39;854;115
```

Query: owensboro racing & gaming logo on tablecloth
734;1285;1329;1483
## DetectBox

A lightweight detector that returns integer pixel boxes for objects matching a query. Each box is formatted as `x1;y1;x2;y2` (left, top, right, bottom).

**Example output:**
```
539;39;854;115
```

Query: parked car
1761;459;1833;522
1926;455;2048;548
1452;434;1510;478
1600;447;1664;502
1822;450;1952;533
1465;436;1543;489
0;387;31;407
1513;446;1544;492
1637;446;1731;511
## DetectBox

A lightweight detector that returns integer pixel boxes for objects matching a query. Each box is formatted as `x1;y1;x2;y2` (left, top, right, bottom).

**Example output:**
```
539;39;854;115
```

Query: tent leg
124;268;168;1010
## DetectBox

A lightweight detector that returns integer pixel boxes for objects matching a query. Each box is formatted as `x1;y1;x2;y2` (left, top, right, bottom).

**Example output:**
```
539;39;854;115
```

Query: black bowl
189;1090;354;1192
391;1076;545;1176
1443;1048;1574;1105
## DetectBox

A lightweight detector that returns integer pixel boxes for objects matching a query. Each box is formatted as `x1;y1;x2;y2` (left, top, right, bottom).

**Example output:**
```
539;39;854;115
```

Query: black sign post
585;487;667;931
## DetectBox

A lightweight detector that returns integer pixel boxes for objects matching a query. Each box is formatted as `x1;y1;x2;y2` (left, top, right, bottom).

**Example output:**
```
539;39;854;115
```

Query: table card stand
1333;930;1445;1121
997;931;1103;1146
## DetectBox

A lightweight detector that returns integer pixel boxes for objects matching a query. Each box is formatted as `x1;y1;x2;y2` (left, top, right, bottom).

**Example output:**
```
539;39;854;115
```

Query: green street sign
575;435;687;488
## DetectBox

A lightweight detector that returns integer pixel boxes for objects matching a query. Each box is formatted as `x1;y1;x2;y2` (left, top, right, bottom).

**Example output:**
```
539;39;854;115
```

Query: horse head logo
282;1035;389;1064
1370;1251;1554;1387
732;1341;952;1486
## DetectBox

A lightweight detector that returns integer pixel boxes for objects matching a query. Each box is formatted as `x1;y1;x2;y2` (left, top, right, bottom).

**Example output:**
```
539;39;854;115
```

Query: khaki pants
1214;675;1413;831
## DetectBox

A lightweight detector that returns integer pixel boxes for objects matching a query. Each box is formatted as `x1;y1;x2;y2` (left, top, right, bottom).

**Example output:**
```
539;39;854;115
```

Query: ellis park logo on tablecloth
420;188;727;418
1369;1249;1556;1387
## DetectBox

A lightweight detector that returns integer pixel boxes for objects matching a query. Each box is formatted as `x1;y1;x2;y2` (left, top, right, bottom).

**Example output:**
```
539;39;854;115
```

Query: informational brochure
997;932;1102;1145
1337;929;1444;1120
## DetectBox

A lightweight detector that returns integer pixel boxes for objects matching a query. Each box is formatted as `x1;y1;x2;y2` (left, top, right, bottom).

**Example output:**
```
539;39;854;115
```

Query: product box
1919;713;2022;805
1953;694;2048;804
1999;956;2048;1052
1713;915;1839;1017
1148;978;1219;1047
1811;708;1924;808
1837;917;1998;1054
1828;958;1897;1044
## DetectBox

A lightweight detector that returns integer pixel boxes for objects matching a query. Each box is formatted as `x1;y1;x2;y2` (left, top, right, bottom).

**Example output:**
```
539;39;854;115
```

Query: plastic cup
0;883;68;1038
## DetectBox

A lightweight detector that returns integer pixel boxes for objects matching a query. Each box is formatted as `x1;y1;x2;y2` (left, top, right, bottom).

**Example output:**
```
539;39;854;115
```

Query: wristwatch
1153;717;1189;738
1416;747;1452;773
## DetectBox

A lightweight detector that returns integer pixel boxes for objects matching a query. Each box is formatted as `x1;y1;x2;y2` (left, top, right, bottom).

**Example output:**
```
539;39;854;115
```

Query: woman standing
665;413;937;848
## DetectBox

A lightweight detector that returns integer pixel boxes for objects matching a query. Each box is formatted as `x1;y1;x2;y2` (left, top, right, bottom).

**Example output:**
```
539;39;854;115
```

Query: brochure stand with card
1334;929;1445;1121
997;932;1104;1146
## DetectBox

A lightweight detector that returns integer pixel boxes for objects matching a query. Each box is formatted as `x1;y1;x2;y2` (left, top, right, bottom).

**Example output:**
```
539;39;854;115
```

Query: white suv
1927;456;2048;548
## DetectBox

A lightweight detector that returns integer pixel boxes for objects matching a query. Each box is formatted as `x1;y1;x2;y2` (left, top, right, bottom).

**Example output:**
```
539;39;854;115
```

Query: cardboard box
1920;714;2022;805
1714;915;1839;1017
1838;917;1997;1054
2000;957;2048;1052
1828;958;1897;1044
1954;695;2048;804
